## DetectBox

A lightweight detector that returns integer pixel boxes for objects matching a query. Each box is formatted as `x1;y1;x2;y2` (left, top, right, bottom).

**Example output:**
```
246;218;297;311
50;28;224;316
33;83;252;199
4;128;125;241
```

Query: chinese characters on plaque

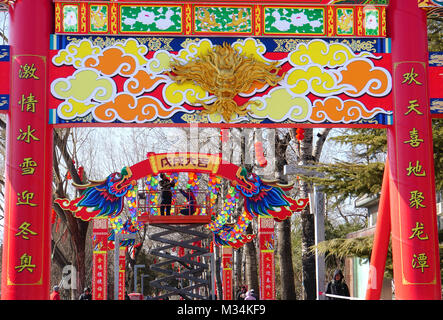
259;217;275;300
92;218;108;300
8;55;47;285
222;246;233;300
395;62;436;283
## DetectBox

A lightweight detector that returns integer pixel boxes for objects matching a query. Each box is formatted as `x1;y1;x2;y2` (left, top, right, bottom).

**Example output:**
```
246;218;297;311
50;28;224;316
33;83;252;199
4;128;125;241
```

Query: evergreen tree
428;17;443;52
433;119;443;191
301;128;387;207
305;122;442;205
309;120;443;281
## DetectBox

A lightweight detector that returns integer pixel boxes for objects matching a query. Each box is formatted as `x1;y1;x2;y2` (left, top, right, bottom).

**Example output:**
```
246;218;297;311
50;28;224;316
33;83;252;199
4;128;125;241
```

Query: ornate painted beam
53;1;388;38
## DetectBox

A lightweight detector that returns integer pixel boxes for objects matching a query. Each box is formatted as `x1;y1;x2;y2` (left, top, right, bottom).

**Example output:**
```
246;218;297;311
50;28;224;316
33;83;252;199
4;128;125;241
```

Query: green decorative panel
264;7;325;35
194;6;253;34
90;5;108;33
63;5;78;33
120;5;182;33
336;8;354;35
54;1;388;37
364;9;379;36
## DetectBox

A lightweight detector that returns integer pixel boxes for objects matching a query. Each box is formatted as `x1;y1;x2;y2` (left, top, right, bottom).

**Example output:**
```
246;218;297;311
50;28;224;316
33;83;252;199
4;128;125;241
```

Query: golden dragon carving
168;42;283;121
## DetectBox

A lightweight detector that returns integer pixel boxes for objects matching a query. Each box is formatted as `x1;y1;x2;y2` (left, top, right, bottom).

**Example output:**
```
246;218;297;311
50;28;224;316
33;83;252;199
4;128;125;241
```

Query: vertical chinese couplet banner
1;0;53;299
258;217;275;300
221;246;233;300
118;247;126;300
388;0;441;299
3;53;50;293
390;61;440;296
92;218;108;300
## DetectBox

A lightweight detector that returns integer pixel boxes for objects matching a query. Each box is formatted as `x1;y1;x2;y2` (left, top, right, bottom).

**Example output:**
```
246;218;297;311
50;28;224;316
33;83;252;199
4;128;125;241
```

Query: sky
0;11;8;45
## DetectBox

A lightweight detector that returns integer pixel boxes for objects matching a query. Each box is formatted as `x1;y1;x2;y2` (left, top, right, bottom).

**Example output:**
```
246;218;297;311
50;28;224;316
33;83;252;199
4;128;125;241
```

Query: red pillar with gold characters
1;0;53;300
92;218;109;300
387;0;441;299
118;247;126;300
221;246;233;300
258;217;275;300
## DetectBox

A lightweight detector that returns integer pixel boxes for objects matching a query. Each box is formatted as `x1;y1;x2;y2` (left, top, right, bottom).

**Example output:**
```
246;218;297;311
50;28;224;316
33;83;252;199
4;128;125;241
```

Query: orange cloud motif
84;47;138;77
239;80;268;96
125;69;165;95
310;97;386;123
93;93;187;123
338;59;392;97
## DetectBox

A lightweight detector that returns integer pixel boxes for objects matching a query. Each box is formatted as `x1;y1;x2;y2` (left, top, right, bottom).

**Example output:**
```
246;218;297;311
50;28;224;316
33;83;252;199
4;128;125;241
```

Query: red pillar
258;217;275;300
387;0;441;299
221;246;233;300
365;160;391;300
118;247;126;300
92;218;108;300
1;0;53;300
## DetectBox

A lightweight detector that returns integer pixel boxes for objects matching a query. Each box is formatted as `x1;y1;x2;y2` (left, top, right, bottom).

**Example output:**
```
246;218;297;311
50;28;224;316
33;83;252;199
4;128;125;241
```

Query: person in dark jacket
79;287;92;300
325;269;350;300
179;188;196;215
159;173;175;216
236;285;247;300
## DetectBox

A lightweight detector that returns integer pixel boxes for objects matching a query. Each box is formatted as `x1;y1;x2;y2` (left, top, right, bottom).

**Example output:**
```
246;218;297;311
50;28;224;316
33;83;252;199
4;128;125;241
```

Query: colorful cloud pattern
51;38;190;123
51;38;392;124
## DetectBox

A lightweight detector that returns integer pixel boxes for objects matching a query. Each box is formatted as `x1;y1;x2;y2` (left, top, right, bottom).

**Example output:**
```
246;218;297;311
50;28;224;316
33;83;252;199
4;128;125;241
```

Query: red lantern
78;166;84;181
296;128;305;141
254;141;267;167
51;208;57;224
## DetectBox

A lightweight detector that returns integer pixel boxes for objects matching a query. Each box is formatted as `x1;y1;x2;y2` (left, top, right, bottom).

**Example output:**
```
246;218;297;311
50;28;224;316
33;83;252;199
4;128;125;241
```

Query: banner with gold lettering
92;218;108;300
258;217;275;300
390;61;440;291
1;51;53;298
118;247;126;300
0;0;54;300
147;152;221;175
387;0;441;299
221;246;233;300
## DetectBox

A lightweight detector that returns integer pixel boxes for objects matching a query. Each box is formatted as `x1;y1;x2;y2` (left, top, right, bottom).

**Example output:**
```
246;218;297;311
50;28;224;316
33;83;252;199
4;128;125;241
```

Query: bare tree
289;128;331;299
53;128;92;299
274;129;297;299
0;11;8;45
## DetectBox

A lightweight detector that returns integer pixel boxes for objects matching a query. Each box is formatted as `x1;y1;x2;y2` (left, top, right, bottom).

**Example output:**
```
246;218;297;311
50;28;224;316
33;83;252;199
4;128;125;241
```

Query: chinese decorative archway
0;0;442;300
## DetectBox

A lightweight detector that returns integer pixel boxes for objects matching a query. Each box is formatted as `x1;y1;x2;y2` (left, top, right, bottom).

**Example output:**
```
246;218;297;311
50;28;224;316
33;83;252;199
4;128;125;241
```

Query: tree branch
313;128;332;162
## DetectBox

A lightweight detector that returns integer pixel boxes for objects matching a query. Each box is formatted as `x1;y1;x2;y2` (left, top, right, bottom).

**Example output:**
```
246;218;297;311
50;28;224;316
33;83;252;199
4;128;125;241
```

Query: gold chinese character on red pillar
18;63;39;80
409;190;426;209
16;190;37;207
19;157;37;175
402;67;422;85
15;253;37;273
17;125;40;144
409;222;429;240
403;128;424;148
406;160;426;177
15;221;38;240
18;93;38;113
404;99;423;116
411;253;429;273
